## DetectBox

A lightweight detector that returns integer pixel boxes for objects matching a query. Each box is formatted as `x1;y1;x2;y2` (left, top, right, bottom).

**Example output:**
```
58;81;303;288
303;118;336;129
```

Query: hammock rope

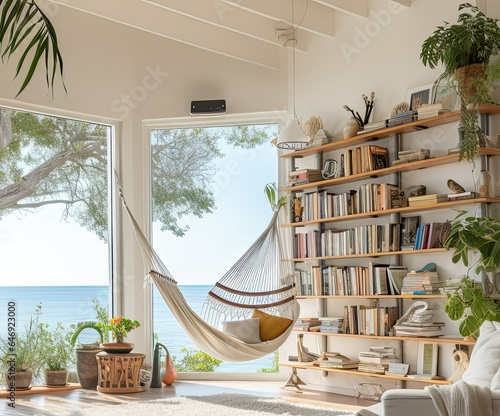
117;181;299;362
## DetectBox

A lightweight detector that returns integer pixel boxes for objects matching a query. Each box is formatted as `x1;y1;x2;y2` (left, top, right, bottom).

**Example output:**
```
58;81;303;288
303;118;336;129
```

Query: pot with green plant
444;211;500;338
42;323;75;386
70;321;103;390
0;305;45;389
420;2;500;162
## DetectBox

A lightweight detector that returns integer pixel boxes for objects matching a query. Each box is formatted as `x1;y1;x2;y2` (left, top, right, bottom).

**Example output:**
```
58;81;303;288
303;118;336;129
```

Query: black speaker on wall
190;99;226;116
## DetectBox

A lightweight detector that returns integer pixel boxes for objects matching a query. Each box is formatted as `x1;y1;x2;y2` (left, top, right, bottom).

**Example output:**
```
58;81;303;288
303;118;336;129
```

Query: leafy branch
0;0;65;97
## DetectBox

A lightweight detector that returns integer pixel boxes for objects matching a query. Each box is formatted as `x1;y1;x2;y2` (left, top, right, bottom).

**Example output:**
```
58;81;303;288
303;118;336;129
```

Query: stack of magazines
357;347;400;374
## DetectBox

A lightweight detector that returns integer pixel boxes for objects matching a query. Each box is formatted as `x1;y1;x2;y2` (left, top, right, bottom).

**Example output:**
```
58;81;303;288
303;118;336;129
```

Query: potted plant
42;323;75;386
70;321;103;390
0;305;45;389
420;3;500;162
98;315;141;352
443;211;500;338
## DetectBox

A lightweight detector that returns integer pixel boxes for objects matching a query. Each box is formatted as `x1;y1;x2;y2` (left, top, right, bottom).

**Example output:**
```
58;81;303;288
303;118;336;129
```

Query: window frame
143;111;289;381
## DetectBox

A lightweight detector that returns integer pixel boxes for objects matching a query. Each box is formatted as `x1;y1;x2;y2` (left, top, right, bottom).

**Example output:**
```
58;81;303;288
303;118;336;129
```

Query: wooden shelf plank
279;363;451;384
289;247;447;262
282;197;500;227
296;294;447;299
290;330;476;345
282;149;500;192
0;383;81;398
279;104;500;159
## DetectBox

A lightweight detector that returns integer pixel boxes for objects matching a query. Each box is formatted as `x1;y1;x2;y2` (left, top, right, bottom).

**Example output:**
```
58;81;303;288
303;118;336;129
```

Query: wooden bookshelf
279;104;500;159
290;330;476;345
279;362;451;385
282;149;500;192
296;294;447;299
282;197;500;227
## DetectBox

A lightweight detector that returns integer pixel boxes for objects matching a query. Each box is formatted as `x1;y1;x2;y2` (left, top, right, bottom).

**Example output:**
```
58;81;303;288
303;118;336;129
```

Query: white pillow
222;318;262;344
461;320;500;387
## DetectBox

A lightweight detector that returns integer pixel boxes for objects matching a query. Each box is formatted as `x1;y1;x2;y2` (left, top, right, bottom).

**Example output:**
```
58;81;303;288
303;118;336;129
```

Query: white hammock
118;184;299;362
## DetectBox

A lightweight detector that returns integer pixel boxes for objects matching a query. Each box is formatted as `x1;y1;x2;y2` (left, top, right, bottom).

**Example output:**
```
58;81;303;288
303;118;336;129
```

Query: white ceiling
46;0;411;70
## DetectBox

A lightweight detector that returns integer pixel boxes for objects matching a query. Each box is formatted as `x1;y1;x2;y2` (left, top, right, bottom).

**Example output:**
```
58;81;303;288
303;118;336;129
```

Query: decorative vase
161;351;178;386
75;348;102;390
343;117;360;139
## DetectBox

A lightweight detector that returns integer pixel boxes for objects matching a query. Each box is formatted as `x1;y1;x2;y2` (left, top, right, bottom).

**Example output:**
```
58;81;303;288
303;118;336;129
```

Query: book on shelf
447;191;479;200
401;270;441;294
417;103;444;119
288;168;323;186
313;351;359;369
392;148;431;166
401;216;420;250
407;193;449;206
386;265;407;295
343;144;389;176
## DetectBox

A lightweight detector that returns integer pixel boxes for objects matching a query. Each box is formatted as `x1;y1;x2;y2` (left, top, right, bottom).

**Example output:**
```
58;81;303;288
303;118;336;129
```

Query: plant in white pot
42;323;75;386
420;2;500;162
444;212;500;338
0;305;45;389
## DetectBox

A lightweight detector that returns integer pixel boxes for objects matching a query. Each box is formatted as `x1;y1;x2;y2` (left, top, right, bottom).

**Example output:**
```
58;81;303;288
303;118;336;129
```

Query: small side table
96;351;146;393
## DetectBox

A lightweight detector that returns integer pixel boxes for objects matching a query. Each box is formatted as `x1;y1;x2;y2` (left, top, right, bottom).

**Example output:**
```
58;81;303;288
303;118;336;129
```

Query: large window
150;118;279;374
0;107;112;347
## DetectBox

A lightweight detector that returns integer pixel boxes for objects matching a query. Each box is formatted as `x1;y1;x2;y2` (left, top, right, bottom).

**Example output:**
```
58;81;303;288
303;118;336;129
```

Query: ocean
0;285;274;373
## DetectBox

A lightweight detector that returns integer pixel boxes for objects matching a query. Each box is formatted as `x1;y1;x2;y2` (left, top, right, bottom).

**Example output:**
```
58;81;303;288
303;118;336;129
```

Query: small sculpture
447;179;466;194
303;116;323;140
391;102;410;117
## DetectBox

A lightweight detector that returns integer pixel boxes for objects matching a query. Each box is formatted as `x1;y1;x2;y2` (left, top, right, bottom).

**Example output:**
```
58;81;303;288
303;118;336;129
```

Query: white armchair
359;321;500;416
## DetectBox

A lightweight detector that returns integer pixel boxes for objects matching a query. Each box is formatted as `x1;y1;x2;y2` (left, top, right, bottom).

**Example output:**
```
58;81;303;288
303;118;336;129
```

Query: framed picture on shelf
432;75;459;111
406;83;433;111
416;342;438;377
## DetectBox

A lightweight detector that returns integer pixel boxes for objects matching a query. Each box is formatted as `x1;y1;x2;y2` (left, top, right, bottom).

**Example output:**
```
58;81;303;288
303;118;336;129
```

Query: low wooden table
96;351;145;393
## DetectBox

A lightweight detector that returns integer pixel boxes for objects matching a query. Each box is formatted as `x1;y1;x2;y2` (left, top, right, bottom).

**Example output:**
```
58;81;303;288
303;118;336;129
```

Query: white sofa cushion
461;320;500;387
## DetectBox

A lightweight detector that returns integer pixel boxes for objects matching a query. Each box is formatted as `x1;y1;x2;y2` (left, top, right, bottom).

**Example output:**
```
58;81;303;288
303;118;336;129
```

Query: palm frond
0;0;65;97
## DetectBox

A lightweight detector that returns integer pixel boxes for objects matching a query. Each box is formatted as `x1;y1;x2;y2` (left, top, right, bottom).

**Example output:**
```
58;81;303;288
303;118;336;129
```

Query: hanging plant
0;0;65;97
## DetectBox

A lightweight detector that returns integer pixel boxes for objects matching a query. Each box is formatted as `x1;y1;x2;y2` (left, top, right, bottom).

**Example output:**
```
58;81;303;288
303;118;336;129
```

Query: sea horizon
0;284;274;373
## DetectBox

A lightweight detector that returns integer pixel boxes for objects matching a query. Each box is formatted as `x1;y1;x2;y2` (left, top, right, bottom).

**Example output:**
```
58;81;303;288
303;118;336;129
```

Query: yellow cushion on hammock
252;310;293;341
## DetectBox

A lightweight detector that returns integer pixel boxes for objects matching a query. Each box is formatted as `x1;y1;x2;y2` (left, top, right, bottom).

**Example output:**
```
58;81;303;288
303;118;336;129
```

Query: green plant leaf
444;295;465;320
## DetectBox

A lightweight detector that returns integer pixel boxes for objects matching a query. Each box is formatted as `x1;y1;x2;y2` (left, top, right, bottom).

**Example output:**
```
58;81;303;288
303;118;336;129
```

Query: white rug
67;393;358;416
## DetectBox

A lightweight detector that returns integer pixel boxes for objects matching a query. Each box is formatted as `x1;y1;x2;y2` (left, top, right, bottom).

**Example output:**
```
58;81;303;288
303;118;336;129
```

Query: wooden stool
96;351;145;393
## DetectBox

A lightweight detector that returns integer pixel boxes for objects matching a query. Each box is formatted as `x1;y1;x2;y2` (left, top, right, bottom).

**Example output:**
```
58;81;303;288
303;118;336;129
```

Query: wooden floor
2;380;376;415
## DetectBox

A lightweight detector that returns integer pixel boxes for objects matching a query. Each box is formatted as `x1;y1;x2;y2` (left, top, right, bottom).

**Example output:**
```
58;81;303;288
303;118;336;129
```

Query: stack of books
318;316;343;333
288;169;323;187
357;347;400;374
413;221;452;250
294;317;321;332
313;352;359;369
448;191;479;201
401;270;441;294
359;120;387;133
417;103;444;119
388;110;417;127
392;148;431;166
407;193;449;206
393;321;445;337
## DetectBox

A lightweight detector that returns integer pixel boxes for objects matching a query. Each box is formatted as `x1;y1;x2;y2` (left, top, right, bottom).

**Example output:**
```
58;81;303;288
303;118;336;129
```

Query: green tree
172;348;222;372
258;350;279;373
0;108;275;239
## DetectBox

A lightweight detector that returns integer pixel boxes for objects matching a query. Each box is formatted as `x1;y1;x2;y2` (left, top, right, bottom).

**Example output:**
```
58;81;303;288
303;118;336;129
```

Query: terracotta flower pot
4;371;32;390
